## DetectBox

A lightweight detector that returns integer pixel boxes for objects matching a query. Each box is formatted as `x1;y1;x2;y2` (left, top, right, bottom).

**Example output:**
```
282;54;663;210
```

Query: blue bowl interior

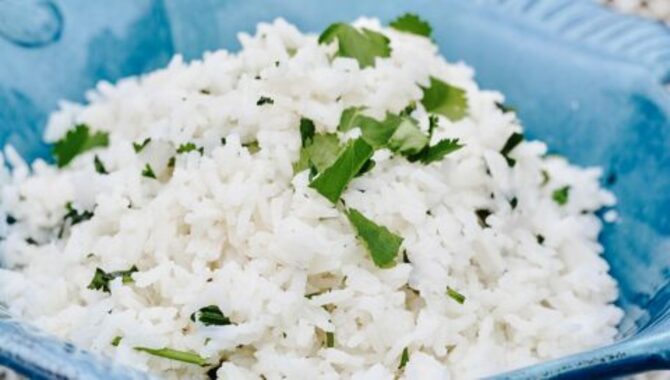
0;0;669;378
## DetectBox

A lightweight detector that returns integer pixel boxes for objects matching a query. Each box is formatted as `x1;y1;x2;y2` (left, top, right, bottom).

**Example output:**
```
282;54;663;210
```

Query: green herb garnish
500;132;524;167
421;77;468;122
386;115;429;156
177;142;204;155
87;265;138;293
190;305;232;326
256;96;274;106
59;202;94;238
541;170;550;186
299;118;316;147
53;124;109;168
496;102;516;114
509;197;518;210
134;347;209;366
475;209;492;228
399;347;410;369
552;185;570;206
346;208;403;268
243;141;261;154
141;164;156;179
446;286;466;304
93;155;108;174
325;332;335;348
319;23;391;68
294;133;341;175
111;336;122;347
389;13;432;37
309;138;374;203
132;138;151;153
408;138;463;164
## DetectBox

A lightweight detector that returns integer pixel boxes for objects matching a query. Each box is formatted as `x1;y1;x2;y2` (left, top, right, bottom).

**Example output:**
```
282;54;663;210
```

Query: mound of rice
0;18;622;379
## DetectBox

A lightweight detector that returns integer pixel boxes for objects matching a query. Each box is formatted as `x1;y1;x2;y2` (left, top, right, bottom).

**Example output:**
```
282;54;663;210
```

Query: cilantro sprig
87;266;138;293
190;305;233;326
390;13;432;37
421;77;468;122
346;208;403;268
319;23;391;68
53;124;109;168
134;347;209;366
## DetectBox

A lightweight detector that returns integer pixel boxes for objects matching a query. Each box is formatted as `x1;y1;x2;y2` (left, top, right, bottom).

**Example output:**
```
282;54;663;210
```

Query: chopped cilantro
5;215;16;225
541;170;550;186
402;250;411;264
294;133;341;174
167;156;176;168
475;209;492;228
220;137;227;146
325;332;335;348
346;208;404;268
500;132;524;167
243;141;261;154
53;124;109;168
299;118;316;147
495;102;517;114
87;266;138;293
421;77;468;121
387;115;429;156
141;164;157;179
134;347;209;366
309;138;374;203
337;107;396;148
177;142;204;155
509;197;518;210
318;23;391;68
428;114;439;136
59;202;94;238
93;155;107;174
536;234;545;245
355;158;376;177
399;347;410;370
190;305;232;326
111;336;122;347
389;13;432;37
132;138;151;153
446;286;466;304
256;96;274;106
408;138;463;164
552;186;570;206
400;101;417;117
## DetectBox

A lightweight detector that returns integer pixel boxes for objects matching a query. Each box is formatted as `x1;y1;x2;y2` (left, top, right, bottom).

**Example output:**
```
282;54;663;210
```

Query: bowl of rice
0;1;669;379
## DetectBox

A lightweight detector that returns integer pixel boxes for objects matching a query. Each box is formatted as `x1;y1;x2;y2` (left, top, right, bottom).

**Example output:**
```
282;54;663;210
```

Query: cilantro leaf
500;132;524;167
387;115;429;156
93;155;107;174
408;138;463;164
325;332;335;348
389;13;432;37
496;102;517;114
59;202;94;238
475;209;492;228
338;108;414;149
134;347;209;366
346;208;403;268
309;138;374;203
294;133;342;174
446;286;466;304
87;266;138;293
141;164;157;179
421;77;468;121
132;138;151;153
190;305;232;326
300;118;316;147
552;185;570;206
177;142;203;155
243;141;260;154
399;347;410;370
319;23;391;68
257;96;274;106
53;124;109;168
111;336;122;347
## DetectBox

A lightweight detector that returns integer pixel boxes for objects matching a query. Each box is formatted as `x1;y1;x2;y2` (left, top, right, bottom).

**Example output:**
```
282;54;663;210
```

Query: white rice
0;18;623;379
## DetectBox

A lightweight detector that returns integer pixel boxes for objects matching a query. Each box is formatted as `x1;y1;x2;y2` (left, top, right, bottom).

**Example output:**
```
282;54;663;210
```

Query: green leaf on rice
52;124;109;168
420;77;468;121
346;208;403;268
389;13;432;37
318;23;391;68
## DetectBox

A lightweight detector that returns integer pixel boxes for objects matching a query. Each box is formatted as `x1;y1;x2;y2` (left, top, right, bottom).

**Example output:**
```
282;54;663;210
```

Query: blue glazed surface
0;0;668;378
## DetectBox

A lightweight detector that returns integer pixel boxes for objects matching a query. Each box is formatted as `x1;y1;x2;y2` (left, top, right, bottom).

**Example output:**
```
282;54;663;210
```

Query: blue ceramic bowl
1;0;669;378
